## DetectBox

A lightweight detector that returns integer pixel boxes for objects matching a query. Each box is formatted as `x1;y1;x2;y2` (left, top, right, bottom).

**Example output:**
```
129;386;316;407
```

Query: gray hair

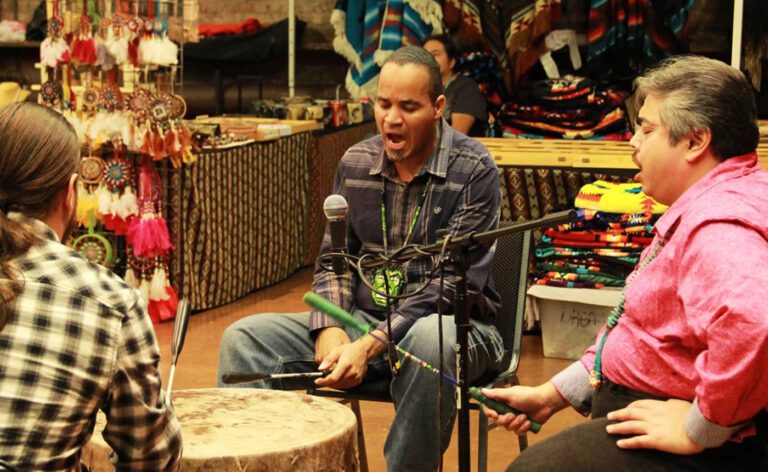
634;55;758;160
382;46;443;103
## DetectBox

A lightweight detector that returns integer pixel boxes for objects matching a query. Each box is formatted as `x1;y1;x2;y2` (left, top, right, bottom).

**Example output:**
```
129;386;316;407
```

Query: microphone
323;194;349;275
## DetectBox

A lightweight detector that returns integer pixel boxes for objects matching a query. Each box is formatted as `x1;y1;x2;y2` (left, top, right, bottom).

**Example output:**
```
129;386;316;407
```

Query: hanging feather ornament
126;246;154;309
118;184;139;219
105;15;129;65
148;280;178;322
147;257;178;322
71;6;98;66
123;265;139;289
40;12;70;68
154;18;178;66
149;257;168;301
126;157;173;258
95;16;116;70
137;0;178;67
101;147;135;234
76;182;101;227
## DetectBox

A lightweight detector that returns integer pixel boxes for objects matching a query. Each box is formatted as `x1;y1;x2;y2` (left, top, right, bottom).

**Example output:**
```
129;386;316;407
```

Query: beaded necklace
589;236;667;389
371;175;432;308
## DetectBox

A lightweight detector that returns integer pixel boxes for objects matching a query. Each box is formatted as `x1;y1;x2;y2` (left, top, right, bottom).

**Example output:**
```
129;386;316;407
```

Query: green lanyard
371;176;432;308
589;236;667;389
380;175;432;255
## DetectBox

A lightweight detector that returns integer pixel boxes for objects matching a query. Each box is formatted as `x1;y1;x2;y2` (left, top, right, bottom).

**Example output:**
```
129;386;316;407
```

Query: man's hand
481;382;568;435
314;341;369;389
314;327;350;365
606;399;705;455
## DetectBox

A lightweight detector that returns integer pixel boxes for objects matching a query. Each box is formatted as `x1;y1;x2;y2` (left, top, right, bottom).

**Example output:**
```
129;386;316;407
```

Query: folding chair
307;225;533;472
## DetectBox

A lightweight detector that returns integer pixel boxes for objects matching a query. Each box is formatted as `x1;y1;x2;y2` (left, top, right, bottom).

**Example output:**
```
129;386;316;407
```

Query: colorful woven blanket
331;0;442;98
587;0;694;75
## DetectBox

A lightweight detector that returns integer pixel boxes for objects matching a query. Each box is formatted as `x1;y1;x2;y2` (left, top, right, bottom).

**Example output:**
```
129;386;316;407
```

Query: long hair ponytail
0;102;79;329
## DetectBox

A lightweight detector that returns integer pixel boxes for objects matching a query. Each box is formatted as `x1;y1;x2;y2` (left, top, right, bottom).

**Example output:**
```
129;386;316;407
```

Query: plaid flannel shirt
310;120;502;342
0;213;181;471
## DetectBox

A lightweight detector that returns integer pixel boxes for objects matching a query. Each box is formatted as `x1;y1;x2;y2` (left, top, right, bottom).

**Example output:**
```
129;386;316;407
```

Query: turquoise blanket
331;0;442;98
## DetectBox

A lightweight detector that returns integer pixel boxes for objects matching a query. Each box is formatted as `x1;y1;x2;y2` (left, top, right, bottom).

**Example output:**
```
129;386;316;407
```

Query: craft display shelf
194;115;321;142
478;138;768;170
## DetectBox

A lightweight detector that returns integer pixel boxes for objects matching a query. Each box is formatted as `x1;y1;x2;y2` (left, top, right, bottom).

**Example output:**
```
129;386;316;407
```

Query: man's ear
64;174;78;214
684;127;713;163
434;94;446;120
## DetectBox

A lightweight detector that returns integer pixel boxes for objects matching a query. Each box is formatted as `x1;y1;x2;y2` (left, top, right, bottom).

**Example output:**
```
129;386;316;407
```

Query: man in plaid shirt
0;102;181;471
219;46;504;471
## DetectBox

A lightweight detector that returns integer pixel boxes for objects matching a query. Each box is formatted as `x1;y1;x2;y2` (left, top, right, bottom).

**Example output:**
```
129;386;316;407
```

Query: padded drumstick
166;298;191;402
469;387;542;433
303;292;459;386
304;291;541;433
303;292;370;335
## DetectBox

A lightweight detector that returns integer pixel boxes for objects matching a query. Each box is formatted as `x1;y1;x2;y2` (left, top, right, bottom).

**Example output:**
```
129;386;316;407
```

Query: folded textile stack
533;181;667;289
498;76;631;140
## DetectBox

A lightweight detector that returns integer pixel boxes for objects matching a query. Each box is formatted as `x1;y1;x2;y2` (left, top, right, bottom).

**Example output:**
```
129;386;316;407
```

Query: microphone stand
350;209;575;472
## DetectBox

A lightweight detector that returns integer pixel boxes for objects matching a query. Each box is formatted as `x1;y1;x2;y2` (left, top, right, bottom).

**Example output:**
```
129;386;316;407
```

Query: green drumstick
303;292;459;385
469;387;542;433
304;292;371;335
303;292;542;434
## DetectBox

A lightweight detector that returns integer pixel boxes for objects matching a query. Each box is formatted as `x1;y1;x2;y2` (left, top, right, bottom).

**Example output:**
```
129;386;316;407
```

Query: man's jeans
218;310;504;472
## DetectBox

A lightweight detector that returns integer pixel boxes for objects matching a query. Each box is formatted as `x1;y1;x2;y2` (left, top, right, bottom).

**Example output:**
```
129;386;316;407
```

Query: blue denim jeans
218;310;505;472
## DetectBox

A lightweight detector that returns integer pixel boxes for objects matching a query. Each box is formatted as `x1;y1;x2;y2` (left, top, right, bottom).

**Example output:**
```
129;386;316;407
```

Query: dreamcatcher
39;69;63;108
72;210;114;267
77;152;107;227
100;146;137;234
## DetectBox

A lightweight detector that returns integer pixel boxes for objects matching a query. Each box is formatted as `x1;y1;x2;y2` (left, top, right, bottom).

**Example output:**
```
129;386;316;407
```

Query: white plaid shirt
0;213;181;471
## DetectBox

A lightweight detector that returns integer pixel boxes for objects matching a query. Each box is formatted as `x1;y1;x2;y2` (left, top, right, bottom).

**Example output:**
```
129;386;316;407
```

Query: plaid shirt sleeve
101;296;182;471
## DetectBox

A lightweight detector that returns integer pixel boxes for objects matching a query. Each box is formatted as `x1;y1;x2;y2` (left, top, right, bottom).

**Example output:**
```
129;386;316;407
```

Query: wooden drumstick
166;298;191;404
220;370;333;385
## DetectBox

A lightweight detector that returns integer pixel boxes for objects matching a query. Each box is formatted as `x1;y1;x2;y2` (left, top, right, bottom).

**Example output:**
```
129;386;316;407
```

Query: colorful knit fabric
575;180;668;215
331;0;442;98
543;228;654;246
498;75;631;139
532;200;665;290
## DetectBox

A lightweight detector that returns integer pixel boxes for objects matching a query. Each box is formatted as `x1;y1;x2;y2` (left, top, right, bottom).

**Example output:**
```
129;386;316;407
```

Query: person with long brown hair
0;102;182;471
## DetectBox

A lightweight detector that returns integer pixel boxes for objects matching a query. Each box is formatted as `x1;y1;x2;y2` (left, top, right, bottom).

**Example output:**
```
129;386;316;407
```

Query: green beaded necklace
589;236;667;389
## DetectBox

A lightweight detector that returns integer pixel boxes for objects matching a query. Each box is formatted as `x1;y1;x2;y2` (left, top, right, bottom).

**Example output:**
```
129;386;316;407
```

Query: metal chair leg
478;412;489;472
349;399;369;472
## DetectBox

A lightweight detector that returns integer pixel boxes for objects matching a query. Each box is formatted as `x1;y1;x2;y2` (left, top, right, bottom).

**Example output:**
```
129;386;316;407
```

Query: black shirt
444;75;488;137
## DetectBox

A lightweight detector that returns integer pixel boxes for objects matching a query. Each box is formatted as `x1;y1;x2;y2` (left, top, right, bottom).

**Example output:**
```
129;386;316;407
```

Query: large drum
81;388;359;471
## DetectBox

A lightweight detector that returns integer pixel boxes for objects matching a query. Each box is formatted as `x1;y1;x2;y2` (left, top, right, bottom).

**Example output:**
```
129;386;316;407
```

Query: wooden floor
155;268;587;472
